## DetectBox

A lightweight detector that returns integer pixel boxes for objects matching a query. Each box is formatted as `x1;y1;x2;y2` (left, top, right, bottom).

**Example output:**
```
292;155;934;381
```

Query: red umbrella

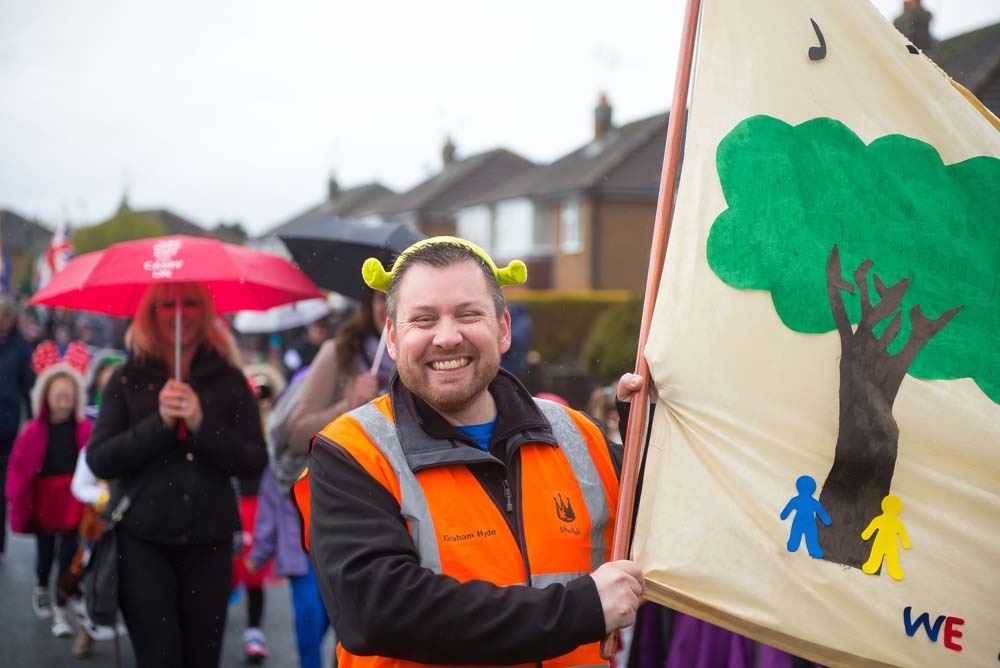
31;235;321;316
30;235;323;378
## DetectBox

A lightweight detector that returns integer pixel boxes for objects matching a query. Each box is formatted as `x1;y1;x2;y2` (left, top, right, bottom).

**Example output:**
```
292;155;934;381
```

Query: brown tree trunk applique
817;245;962;569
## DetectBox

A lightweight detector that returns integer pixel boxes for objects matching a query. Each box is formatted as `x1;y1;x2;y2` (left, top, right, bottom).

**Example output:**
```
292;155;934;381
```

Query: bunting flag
634;1;1000;666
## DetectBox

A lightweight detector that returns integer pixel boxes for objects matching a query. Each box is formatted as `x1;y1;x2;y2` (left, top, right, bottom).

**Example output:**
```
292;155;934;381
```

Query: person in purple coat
246;467;332;668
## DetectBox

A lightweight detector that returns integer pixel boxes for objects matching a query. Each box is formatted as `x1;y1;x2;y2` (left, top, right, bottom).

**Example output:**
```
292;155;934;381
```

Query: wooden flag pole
600;0;703;658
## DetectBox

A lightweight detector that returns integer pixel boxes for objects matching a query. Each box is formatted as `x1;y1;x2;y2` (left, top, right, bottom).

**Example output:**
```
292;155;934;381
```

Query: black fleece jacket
306;369;621;665
87;346;266;545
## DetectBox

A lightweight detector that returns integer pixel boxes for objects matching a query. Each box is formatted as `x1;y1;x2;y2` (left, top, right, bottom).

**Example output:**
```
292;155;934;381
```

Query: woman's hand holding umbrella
349;324;388;407
159;379;204;433
345;373;379;409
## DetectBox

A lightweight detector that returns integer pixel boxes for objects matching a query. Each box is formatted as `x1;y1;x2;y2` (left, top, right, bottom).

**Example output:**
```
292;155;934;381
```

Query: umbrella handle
174;284;186;438
175;284;182;380
370;327;388;376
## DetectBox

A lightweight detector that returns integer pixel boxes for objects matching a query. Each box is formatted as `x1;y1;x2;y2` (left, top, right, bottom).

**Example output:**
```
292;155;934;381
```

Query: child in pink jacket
6;342;92;638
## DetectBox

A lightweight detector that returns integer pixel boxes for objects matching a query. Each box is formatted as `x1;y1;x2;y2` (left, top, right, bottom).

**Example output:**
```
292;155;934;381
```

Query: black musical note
809;19;827;61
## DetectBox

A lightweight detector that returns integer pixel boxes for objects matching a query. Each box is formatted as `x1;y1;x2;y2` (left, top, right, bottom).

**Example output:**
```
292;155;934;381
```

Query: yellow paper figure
860;494;911;581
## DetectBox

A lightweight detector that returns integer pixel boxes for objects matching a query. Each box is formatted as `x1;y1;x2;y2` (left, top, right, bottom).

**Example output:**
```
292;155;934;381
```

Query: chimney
328;173;340;201
893;0;933;53
442;136;456;168
594;93;613;142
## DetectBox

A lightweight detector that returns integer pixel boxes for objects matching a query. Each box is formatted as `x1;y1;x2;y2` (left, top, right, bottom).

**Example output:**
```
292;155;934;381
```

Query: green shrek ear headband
362;236;527;293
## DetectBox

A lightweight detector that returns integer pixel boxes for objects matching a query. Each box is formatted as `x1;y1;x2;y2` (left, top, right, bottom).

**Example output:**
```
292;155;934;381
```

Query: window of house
560;199;582;254
534;207;555;251
494;198;535;257
456;205;492;252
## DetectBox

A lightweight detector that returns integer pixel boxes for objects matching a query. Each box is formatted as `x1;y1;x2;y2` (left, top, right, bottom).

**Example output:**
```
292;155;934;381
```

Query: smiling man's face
387;259;511;425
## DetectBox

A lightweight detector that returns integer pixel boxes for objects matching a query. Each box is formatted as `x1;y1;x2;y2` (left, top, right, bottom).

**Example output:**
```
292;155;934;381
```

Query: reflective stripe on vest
349;398;610;587
533;398;610;573
352;402;443;573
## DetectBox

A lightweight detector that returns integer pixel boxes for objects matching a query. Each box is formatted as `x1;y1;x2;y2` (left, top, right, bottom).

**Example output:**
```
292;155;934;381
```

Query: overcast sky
1;0;997;236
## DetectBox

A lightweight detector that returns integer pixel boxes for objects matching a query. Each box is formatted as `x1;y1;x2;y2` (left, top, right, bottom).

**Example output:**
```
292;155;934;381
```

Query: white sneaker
243;627;269;664
52;606;73;638
32;586;53;619
83;616;123;642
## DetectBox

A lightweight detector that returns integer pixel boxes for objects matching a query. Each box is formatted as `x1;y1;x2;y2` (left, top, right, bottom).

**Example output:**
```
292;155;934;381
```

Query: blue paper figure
780;475;832;558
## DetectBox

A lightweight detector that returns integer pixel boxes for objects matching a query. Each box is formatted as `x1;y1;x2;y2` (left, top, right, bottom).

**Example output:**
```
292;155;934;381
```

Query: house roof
372;149;536;218
933;21;1000;117
262;182;395;237
0;209;52;253
468;112;670;205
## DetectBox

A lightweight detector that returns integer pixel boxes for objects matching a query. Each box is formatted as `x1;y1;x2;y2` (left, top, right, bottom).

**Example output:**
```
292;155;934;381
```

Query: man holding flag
294;237;645;667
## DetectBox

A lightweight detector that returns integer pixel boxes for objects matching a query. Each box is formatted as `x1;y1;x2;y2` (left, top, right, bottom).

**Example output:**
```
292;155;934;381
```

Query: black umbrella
280;218;425;299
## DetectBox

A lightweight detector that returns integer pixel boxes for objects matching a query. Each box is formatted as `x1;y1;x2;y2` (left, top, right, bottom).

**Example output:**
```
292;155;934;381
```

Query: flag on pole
36;220;73;290
633;1;1000;666
47;220;73;275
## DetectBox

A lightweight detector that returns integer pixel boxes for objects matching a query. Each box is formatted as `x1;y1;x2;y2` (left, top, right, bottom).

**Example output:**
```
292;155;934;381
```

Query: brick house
371;141;538;239
456;96;668;294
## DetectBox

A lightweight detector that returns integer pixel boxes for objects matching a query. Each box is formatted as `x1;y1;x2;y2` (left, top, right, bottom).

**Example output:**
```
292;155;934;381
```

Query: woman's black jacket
86;346;266;545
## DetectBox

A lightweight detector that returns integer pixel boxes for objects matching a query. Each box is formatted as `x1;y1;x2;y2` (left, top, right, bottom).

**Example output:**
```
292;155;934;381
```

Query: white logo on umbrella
143;240;185;279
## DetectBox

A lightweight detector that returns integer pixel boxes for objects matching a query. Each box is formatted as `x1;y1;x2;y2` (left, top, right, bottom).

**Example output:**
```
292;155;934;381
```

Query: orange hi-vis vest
292;394;619;668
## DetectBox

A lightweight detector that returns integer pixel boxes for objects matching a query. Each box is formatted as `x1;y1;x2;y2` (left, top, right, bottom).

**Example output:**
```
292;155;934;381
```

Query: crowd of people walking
1;234;822;668
0;290;353;666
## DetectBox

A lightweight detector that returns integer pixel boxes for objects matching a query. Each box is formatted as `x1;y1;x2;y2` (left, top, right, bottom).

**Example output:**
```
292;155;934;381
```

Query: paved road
0;530;334;667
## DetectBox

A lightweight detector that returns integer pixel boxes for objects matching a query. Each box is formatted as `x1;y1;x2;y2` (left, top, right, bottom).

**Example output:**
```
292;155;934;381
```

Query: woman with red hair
86;283;266;668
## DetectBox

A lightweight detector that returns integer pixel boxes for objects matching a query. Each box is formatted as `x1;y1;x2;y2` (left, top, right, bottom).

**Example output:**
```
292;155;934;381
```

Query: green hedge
580;297;642;384
508;290;631;365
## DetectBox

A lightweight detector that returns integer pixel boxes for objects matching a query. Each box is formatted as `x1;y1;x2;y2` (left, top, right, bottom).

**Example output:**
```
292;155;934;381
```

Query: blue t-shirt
456;415;498;452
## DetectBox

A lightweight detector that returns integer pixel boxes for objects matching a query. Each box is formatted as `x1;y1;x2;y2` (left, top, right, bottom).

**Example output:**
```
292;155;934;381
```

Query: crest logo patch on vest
553;493;576;523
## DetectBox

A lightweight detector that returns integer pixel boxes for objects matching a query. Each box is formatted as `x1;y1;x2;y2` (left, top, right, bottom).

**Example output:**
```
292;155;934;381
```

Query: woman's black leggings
117;531;232;668
247;586;264;628
36;530;78;605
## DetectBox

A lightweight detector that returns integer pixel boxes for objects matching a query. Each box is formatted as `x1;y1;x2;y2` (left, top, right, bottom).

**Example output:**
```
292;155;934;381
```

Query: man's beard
399;350;498;417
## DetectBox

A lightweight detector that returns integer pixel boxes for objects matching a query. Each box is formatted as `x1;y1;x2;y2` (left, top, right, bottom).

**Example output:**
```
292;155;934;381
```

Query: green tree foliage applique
706;115;1000;569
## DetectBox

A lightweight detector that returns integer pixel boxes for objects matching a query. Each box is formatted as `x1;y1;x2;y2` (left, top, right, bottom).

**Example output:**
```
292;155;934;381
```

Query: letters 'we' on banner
631;0;1000;666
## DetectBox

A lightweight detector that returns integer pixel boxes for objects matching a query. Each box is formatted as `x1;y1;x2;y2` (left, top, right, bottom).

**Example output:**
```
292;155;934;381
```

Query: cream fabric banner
635;1;1000;666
